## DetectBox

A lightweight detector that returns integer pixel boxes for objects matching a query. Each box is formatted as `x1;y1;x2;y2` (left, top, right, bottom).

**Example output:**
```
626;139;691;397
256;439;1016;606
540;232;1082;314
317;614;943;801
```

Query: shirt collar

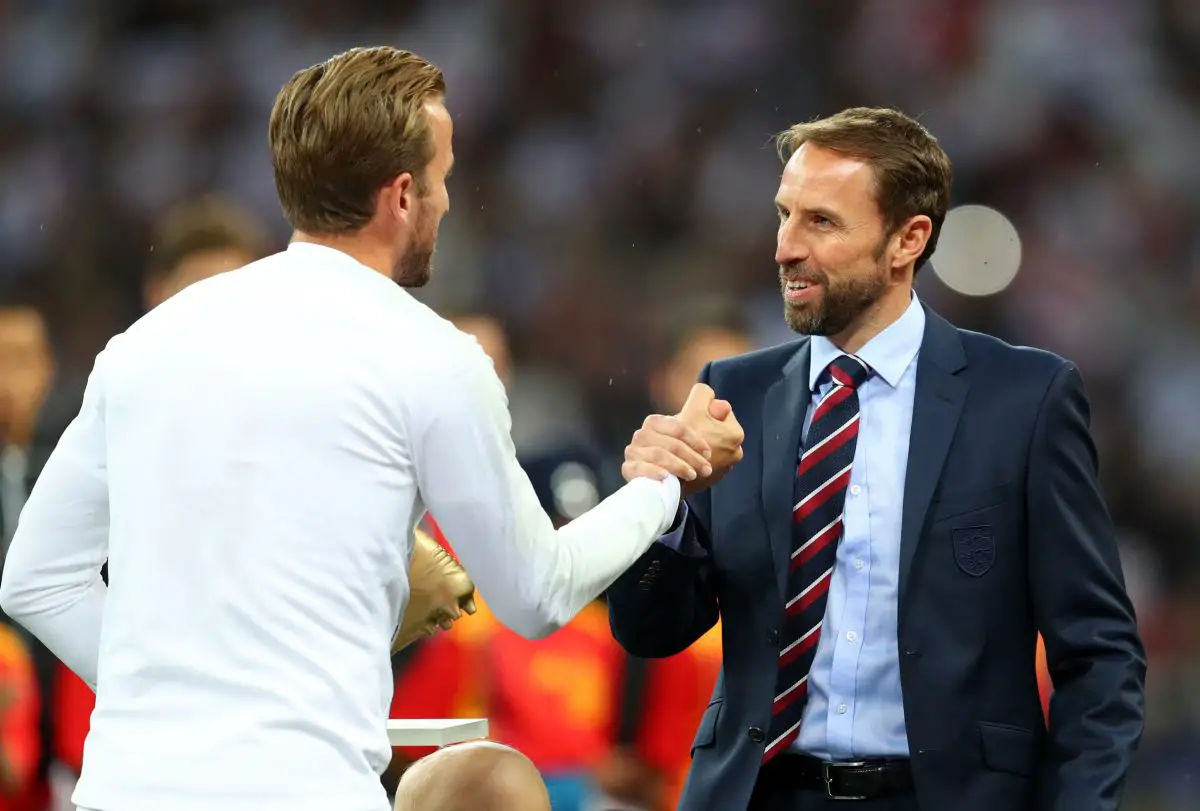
808;294;926;391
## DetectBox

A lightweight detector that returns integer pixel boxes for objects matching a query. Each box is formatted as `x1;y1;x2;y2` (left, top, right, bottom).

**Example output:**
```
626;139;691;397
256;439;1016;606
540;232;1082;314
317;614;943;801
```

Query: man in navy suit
608;107;1145;811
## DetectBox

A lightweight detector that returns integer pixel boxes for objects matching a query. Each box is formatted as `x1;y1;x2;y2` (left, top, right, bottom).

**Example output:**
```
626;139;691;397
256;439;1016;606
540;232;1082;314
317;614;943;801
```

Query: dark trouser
748;754;919;811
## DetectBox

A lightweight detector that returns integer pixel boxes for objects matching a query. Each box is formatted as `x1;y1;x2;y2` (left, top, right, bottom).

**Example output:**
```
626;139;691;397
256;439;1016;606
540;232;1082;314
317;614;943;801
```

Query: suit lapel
899;307;969;606
760;341;811;598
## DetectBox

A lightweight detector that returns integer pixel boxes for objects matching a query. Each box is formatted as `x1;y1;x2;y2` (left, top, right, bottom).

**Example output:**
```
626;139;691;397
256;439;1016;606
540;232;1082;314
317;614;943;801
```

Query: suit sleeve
1027;363;1146;811
607;363;721;658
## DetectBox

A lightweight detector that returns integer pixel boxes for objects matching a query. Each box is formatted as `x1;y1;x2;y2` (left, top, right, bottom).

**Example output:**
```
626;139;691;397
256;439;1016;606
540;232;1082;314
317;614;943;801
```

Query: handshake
622;383;745;495
394;384;744;652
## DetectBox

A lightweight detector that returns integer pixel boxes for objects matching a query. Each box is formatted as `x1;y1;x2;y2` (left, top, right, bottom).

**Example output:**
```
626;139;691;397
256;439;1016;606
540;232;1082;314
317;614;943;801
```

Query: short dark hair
775;107;952;270
150;196;267;279
269;46;446;236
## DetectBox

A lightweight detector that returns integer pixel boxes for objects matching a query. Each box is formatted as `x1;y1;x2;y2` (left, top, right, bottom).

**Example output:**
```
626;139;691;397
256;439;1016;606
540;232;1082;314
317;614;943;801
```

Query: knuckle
640;446;663;462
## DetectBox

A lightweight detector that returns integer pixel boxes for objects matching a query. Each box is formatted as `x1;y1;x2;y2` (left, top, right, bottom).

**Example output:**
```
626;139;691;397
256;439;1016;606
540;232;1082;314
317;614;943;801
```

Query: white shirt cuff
623;474;681;538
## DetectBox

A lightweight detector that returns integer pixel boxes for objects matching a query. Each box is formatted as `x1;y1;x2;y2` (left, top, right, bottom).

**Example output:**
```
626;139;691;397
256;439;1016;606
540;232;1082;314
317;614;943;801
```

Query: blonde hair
269;46;445;236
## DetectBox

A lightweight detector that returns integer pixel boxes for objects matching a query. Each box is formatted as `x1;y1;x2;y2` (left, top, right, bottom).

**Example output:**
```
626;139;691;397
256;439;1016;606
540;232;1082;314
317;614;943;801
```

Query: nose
775;219;810;267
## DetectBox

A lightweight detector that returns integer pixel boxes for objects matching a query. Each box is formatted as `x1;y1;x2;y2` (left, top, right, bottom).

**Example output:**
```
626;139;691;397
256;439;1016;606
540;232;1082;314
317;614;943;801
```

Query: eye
776;207;789;222
811;214;833;227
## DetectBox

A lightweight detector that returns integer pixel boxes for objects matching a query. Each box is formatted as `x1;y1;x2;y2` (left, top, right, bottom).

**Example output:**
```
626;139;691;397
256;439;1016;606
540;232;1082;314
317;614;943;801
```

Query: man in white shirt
0;46;741;811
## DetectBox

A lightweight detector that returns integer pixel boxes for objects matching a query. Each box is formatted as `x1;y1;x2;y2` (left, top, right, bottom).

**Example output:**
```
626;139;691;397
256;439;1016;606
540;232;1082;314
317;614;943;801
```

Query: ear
381;172;417;226
890;215;932;271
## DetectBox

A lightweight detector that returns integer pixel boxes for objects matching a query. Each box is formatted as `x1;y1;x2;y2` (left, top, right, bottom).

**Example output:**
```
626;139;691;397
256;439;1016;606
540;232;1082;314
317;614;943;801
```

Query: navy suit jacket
607;307;1145;811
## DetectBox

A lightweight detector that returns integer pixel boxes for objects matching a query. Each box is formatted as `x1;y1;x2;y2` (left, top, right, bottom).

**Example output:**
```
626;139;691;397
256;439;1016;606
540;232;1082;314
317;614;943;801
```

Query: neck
291;231;394;281
829;282;913;355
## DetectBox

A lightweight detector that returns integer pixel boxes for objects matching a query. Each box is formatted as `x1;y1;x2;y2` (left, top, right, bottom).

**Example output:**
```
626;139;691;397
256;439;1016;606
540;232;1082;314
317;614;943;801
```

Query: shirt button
837;703;848;715
849;485;861;496
846;630;858;642
853;558;864;571
748;726;765;743
767;628;780;644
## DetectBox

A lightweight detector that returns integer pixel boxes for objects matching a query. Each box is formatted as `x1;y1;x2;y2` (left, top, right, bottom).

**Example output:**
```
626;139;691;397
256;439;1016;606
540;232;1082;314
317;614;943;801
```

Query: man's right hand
622;384;744;494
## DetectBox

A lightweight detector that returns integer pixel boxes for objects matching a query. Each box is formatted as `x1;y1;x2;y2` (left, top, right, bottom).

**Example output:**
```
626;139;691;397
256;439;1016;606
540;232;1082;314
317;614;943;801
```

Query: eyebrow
775;201;842;222
806;206;841;221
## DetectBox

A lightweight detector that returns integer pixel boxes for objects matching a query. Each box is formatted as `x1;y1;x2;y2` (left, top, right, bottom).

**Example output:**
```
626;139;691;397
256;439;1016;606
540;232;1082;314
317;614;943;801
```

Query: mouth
782;278;821;303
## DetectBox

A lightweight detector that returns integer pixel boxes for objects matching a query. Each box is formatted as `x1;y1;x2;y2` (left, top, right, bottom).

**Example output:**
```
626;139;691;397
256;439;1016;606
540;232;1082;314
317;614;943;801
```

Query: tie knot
827;354;871;389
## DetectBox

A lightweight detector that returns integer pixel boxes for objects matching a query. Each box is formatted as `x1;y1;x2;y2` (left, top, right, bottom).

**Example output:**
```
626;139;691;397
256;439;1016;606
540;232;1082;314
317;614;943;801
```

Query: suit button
767;629;780;644
904;648;920;657
748;726;765;743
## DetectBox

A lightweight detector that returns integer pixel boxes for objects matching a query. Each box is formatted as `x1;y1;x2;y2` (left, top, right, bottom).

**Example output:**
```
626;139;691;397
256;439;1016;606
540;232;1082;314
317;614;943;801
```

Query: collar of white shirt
808;294;926;391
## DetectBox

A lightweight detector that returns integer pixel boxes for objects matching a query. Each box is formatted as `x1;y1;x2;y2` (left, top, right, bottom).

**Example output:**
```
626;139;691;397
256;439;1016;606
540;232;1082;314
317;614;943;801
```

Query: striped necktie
764;353;872;761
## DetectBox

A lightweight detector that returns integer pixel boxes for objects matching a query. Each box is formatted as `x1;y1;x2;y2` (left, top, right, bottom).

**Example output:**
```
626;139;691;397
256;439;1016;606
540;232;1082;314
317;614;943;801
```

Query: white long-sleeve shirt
0;241;679;811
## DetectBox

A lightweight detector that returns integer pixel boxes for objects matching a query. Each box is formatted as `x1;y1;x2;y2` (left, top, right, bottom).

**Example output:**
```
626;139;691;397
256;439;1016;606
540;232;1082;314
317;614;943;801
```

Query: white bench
386;718;489;748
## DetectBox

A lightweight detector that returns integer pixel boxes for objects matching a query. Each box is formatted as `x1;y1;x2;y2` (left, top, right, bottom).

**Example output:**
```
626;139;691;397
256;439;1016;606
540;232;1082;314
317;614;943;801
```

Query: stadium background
0;0;1197;809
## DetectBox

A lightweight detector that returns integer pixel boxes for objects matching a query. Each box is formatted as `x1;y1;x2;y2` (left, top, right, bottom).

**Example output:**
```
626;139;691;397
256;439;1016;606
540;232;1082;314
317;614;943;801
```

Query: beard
780;256;889;337
393;210;437;288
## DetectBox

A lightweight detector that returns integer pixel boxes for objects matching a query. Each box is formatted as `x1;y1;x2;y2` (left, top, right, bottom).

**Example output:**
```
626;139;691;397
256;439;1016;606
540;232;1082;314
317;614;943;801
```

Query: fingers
640;414;713;458
628;419;713;476
622;460;670;482
678;383;716;419
724;413;746;446
625;440;712;481
707;398;733;420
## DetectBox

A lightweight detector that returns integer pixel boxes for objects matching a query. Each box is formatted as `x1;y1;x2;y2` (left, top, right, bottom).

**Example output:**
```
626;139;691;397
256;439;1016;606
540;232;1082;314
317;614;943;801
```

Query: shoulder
956;327;1078;393
398;308;506;422
410;306;496;377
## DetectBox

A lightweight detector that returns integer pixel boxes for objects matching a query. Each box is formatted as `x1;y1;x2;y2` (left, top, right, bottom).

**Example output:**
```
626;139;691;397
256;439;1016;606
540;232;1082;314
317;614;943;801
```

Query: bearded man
608;107;1145;811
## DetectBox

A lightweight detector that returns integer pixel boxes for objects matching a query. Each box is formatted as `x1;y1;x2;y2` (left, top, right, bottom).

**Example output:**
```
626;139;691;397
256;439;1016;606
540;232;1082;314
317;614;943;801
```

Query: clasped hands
395;385;742;651
622;383;745;494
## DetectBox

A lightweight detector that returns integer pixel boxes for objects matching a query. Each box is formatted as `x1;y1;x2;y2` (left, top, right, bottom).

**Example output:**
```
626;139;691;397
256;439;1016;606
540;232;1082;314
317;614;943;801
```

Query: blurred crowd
1;0;1198;809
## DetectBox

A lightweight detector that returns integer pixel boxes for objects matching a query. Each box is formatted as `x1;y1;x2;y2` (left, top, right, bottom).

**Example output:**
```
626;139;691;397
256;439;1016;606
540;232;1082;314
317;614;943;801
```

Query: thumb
680;383;716;418
707;398;732;420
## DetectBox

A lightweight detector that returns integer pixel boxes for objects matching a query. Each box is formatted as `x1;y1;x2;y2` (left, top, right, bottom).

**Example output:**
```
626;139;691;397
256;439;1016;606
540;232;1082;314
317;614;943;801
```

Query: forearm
414;348;680;639
430;469;679;639
0;520;107;690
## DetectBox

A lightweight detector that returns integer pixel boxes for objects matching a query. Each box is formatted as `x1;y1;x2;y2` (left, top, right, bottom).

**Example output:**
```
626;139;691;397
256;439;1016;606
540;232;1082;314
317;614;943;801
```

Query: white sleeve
0;351;110;690
411;345;679;639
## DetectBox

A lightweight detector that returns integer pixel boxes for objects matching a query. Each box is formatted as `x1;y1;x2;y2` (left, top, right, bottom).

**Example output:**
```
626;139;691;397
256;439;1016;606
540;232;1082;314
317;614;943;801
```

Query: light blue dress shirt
660;295;925;760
